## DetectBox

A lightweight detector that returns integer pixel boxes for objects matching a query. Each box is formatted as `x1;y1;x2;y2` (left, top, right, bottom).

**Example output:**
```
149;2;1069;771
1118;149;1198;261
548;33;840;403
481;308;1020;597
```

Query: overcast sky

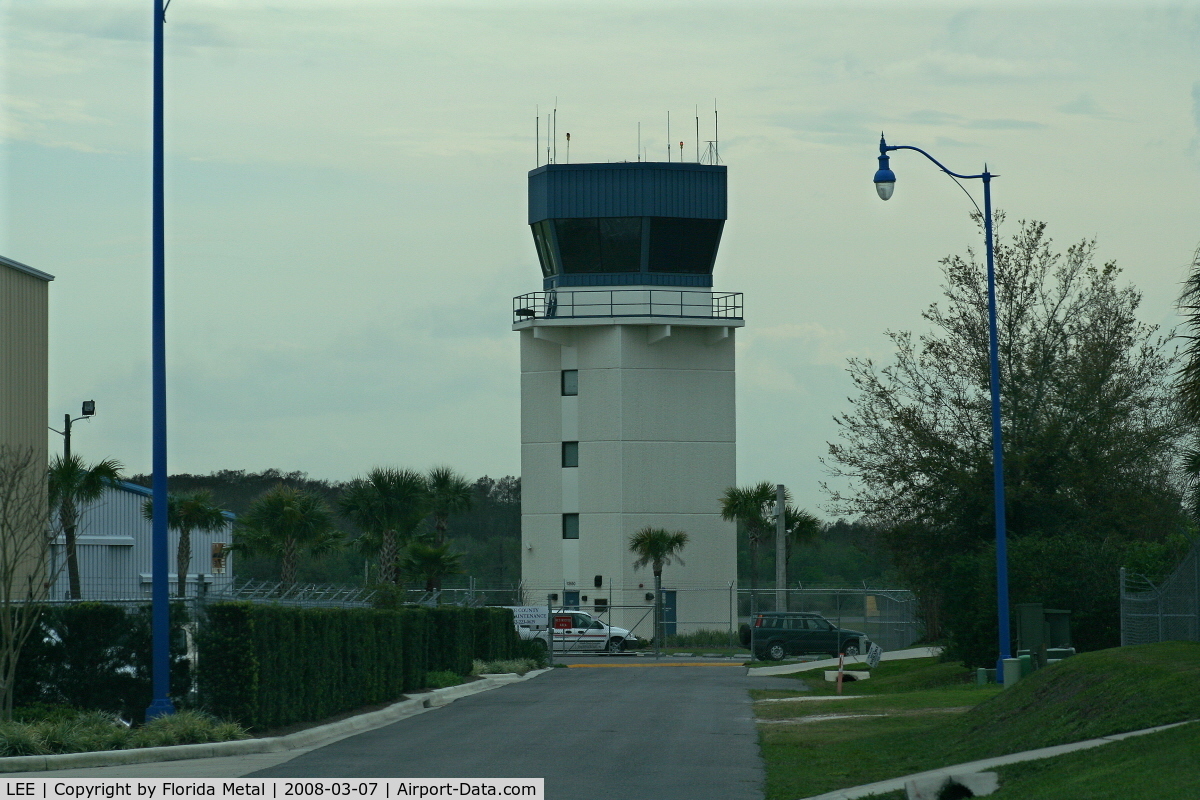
4;1;1200;517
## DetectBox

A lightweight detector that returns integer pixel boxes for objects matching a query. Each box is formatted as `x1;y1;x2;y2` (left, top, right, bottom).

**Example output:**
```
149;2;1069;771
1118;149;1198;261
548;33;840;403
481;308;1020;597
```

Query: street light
871;133;1012;677
48;400;97;462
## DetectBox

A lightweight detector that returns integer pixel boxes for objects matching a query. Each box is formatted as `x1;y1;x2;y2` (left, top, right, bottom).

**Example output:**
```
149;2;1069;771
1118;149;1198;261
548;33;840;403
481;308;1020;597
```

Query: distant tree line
127;470;521;590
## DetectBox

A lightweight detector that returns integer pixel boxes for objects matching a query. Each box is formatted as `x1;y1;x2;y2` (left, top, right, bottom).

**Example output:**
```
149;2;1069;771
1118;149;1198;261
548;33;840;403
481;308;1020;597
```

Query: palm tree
399;541;464;595
628;527;689;653
339;467;429;584
142;491;228;597
47;454;123;600
234;485;342;586
426;466;472;544
719;481;777;594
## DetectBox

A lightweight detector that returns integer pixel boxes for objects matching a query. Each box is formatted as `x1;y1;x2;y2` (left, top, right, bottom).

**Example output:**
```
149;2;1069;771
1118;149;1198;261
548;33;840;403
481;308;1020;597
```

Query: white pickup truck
503;607;639;654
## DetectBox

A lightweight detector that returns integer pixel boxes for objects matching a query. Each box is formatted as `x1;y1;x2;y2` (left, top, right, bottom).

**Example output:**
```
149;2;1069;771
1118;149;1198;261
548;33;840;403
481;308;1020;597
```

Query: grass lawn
755;641;1200;800
860;722;1200;800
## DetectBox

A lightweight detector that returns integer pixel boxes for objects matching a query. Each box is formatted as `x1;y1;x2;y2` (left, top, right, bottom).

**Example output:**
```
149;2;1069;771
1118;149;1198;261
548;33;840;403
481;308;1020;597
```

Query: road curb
0;669;550;773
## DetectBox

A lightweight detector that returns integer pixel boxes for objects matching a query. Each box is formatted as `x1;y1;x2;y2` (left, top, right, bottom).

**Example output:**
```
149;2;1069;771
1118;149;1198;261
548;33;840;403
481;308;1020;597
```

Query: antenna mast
714;100;720;164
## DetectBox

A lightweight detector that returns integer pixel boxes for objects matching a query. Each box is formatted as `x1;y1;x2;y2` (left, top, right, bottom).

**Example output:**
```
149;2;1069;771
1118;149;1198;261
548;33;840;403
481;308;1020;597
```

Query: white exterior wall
48;482;235;600
519;315;740;636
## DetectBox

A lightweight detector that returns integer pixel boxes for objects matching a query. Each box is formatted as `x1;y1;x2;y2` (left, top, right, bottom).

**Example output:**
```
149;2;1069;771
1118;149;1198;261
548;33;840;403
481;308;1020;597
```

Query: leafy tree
142;491;228;597
441;476;521;590
399;541;463;595
1175;243;1200;513
233;486;343;586
47;454;123;600
825;218;1186;664
426;466;472;545
339;468;429;584
628;527;688;649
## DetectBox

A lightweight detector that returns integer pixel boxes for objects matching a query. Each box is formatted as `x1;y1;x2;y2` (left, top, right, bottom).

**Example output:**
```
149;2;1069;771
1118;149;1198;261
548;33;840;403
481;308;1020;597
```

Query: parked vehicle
502;607;638;654
742;612;871;661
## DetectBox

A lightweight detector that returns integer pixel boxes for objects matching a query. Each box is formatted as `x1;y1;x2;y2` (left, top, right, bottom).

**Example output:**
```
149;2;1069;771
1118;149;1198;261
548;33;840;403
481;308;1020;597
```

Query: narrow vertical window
562;441;579;468
562;513;579;539
561;369;578;396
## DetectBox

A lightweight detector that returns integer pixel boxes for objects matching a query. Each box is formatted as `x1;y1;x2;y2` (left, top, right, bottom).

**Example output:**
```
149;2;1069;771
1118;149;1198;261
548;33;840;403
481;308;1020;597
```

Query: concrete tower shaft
513;161;742;639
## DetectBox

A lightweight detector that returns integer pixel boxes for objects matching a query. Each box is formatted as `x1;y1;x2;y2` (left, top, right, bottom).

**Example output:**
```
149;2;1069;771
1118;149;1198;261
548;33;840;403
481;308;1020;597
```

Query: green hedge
197;603;520;730
14;602;190;723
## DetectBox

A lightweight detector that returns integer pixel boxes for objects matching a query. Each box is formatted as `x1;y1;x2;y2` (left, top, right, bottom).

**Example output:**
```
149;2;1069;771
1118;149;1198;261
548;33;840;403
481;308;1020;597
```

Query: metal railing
1121;540;1200;646
513;289;742;323
206;580;379;608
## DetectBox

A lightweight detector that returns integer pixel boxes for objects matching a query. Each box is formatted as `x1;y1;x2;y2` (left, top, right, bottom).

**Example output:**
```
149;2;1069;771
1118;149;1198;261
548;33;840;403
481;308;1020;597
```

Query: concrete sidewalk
794;720;1198;800
0;670;549;777
747;646;941;677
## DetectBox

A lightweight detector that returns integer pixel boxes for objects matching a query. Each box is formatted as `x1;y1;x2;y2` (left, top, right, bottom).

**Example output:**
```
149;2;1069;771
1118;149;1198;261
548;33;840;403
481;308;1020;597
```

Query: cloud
964;118;1047;130
902;109;966;126
1057;93;1111;118
887;50;1075;84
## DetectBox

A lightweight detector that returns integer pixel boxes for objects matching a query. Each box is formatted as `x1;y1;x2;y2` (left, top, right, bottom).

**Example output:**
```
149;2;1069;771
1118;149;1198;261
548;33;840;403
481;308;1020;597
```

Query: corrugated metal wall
1;258;52;600
0;260;50;457
529;163;727;222
48;483;235;601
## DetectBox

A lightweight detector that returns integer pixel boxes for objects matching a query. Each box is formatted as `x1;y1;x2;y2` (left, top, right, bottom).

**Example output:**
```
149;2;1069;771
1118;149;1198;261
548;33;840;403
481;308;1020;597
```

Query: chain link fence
1120;541;1200;646
740;587;923;652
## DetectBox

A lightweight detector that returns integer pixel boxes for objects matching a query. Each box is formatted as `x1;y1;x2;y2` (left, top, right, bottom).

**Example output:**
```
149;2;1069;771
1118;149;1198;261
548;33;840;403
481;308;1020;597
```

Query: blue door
661;590;677;637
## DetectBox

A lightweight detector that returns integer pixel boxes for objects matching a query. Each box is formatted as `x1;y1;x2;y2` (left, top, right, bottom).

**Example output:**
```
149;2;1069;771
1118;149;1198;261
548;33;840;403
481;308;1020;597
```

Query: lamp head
81;400;96;417
874;132;896;200
874;154;895;201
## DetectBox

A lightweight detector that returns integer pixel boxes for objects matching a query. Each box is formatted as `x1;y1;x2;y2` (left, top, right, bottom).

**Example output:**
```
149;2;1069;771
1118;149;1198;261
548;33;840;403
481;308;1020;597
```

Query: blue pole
872;136;1011;679
982;173;1011;673
146;0;174;721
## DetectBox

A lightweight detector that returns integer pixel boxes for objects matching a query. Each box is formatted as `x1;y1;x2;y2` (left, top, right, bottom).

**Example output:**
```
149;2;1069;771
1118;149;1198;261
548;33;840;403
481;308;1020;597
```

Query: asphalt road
248;660;800;800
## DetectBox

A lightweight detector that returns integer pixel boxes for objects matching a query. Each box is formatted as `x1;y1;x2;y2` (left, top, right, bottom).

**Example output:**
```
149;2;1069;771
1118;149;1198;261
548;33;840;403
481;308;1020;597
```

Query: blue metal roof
112;479;236;520
528;162;727;223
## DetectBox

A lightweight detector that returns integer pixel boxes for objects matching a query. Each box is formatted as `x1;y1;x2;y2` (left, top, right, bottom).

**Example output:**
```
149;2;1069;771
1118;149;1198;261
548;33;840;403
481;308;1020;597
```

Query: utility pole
49;401;96;462
775;484;786;613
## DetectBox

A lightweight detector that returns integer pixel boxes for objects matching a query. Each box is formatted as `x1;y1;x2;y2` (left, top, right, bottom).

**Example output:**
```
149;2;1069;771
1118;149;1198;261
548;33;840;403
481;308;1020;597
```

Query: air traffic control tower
512;161;743;637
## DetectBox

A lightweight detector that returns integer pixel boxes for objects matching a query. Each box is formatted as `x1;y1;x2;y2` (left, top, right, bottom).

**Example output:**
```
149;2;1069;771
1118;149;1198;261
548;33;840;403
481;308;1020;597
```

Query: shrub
0;722;47;757
424;671;466;689
129;710;248;749
664;628;736;649
14;603;190;723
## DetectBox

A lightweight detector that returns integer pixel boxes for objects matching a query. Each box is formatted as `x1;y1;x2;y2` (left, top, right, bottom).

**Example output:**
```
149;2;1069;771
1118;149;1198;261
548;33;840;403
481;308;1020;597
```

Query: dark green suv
744;612;870;661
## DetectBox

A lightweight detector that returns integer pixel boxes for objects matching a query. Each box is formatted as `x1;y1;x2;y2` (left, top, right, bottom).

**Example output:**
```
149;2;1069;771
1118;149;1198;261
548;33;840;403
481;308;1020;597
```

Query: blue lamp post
146;0;174;720
872;134;1012;676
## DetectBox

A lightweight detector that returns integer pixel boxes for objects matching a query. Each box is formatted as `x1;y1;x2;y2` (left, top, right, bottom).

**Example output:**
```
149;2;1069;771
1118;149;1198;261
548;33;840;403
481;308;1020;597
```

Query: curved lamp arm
874;134;995;209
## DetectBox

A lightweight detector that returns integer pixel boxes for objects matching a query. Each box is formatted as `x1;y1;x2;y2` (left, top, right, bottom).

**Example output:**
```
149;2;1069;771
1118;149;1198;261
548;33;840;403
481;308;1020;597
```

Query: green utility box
1015;603;1072;669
